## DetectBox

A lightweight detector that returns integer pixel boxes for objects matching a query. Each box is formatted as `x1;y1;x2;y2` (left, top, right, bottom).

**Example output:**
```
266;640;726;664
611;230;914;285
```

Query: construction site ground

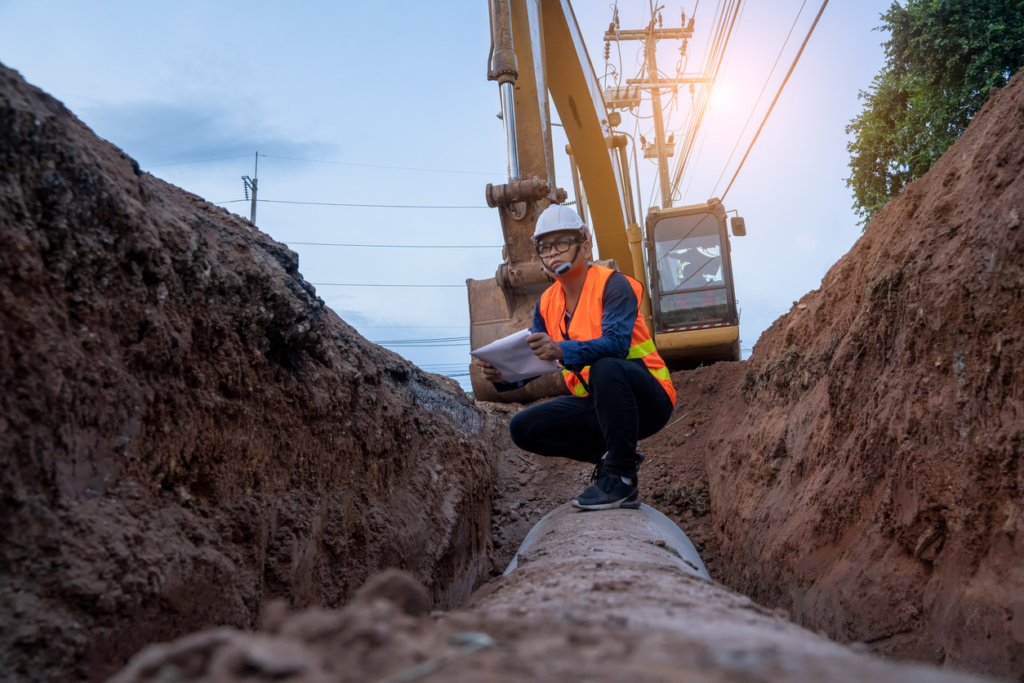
1;62;1023;682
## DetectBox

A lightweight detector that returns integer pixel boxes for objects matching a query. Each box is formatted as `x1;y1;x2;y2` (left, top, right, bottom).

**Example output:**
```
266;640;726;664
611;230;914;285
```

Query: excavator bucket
467;277;569;402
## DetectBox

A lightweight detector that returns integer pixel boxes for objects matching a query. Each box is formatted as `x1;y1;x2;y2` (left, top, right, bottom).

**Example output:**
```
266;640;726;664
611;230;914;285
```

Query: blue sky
0;0;892;389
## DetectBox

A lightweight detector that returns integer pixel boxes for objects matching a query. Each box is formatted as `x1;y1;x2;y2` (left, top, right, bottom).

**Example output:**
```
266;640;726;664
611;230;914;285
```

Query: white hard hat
533;205;589;242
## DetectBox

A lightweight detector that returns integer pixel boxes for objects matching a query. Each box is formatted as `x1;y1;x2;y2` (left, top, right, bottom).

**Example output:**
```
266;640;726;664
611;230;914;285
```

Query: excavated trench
2;61;1024;683
108;506;987;683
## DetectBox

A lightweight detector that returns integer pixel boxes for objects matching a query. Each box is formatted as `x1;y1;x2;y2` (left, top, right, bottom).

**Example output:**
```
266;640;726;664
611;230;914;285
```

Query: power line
142;153;502;176
680;0;746;202
377;343;471;348
371;336;469;343
711;0;808;197
670;0;733;195
252;199;488;209
668;0;744;201
720;0;829;200
378;345;470;348
145;154;253;168
376;345;470;348
311;282;465;288
261;154;503;176
288;242;501;249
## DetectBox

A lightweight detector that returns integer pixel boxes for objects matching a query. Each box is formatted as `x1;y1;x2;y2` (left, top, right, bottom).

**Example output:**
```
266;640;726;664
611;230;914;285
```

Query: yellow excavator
468;0;745;403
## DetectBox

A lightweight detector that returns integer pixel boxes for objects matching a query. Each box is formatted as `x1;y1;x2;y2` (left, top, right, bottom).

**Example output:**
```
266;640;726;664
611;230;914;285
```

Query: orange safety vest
539;265;676;405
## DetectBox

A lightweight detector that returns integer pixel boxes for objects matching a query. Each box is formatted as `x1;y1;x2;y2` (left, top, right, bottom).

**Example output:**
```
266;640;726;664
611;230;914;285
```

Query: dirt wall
658;73;1024;678
0;63;506;682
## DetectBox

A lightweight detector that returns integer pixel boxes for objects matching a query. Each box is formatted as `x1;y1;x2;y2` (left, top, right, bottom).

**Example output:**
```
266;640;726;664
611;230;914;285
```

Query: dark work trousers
508;357;674;480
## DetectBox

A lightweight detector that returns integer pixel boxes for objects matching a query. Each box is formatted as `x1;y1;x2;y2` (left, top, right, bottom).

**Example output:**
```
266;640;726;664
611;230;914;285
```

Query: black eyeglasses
536;235;580;258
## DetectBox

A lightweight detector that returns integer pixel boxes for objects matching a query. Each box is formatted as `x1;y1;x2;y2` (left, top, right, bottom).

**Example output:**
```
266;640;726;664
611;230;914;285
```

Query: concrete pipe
470;503;985;682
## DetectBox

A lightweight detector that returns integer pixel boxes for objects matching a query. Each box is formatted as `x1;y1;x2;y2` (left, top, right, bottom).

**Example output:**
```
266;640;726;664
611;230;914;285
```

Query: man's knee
588;356;630;385
508;411;531;450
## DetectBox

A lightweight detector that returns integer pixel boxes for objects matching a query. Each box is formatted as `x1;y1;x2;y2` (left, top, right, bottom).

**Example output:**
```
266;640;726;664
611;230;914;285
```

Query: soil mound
0;63;507;682
656;73;1024;677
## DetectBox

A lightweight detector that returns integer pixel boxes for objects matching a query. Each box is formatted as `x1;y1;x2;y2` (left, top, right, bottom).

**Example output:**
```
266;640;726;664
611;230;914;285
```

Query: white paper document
470;329;560;383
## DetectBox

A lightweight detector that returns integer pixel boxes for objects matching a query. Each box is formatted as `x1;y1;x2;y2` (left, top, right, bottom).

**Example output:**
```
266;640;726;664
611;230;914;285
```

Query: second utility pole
606;13;699;209
646;38;672;210
242;151;258;225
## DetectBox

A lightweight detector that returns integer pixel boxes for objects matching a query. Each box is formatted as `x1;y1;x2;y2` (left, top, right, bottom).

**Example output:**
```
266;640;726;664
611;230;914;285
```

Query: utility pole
647;41;672;209
605;10;696;209
242;151;258;225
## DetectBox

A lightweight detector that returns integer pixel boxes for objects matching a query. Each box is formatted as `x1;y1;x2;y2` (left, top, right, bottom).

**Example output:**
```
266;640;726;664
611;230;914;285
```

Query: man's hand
473;357;505;383
527;333;563;361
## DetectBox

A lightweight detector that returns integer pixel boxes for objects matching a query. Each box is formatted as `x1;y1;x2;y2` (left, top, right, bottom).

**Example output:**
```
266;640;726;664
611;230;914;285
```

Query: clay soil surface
484;69;1024;682
0;63;508;683
631;73;1024;679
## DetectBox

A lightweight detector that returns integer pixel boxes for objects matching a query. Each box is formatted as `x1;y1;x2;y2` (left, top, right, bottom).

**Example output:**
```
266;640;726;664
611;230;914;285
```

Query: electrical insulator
658;12;663;28
640;135;647;146
613;7;619;28
681;10;686;27
608;21;615;32
689;83;695;96
604;41;610;60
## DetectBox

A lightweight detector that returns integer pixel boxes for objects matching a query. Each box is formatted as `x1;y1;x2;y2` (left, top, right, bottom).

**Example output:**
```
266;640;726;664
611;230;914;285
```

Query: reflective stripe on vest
539;265;676;405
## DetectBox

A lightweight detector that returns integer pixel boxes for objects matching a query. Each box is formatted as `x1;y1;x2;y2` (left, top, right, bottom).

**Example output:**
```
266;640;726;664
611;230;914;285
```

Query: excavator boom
468;0;633;402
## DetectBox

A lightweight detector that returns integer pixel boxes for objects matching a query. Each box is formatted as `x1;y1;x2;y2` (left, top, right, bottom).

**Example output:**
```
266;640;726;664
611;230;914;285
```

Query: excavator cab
647;199;743;366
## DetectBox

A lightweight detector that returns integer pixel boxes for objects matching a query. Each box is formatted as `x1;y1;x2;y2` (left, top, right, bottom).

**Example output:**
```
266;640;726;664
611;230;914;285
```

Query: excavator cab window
651;212;732;329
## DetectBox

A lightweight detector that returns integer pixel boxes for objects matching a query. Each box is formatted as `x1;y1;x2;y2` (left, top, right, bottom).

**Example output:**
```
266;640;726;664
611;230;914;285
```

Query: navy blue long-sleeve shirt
493;270;639;392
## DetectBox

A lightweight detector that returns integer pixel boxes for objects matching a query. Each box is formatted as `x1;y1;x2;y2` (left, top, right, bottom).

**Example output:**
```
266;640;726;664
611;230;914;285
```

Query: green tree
846;0;1024;226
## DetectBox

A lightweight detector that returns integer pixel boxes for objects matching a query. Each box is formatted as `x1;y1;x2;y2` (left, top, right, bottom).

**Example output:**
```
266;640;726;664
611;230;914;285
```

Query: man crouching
474;205;676;510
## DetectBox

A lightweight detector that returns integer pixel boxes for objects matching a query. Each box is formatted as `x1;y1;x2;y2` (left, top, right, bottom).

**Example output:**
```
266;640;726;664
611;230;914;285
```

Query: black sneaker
573;473;641;510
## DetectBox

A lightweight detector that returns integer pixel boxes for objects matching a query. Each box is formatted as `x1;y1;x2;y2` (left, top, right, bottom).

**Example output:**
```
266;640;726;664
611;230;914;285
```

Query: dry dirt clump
655;73;1024;677
0;63;508;682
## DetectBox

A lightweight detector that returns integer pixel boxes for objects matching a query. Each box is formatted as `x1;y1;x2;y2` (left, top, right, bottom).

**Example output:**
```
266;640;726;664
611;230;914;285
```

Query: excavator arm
468;0;636;402
543;0;633;270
